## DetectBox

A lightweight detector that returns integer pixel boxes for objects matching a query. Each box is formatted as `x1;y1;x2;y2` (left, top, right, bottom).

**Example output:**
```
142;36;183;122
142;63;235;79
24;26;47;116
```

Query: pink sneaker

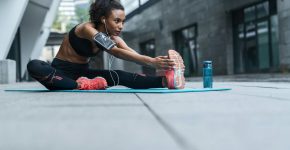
165;50;185;89
76;77;107;90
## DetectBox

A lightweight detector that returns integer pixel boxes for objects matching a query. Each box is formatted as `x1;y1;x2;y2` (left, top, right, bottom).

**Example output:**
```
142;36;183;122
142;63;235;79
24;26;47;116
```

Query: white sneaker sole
168;50;185;89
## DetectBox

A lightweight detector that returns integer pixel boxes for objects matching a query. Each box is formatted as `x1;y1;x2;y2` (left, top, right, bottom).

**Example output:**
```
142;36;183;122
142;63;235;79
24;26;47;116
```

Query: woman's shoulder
75;22;98;40
76;22;95;31
81;22;95;27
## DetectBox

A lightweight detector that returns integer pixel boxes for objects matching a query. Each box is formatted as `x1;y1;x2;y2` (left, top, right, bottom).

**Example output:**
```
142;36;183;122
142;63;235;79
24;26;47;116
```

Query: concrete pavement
0;78;290;150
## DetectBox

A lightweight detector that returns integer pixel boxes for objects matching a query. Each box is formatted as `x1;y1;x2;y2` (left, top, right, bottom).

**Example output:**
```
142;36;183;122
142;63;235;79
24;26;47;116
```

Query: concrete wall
122;1;163;73
123;0;289;75
277;0;290;71
123;0;235;75
30;0;61;61
0;60;16;84
20;0;54;77
0;0;29;59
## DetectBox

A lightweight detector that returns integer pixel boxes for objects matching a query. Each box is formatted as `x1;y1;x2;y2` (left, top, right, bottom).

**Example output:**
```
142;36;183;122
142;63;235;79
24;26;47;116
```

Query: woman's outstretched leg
84;69;164;89
27;59;78;90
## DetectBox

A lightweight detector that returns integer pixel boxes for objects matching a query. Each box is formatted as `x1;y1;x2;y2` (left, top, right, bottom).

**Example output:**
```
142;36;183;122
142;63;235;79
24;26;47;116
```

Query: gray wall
20;0;61;77
123;0;290;75
0;0;29;60
20;1;50;77
277;0;290;71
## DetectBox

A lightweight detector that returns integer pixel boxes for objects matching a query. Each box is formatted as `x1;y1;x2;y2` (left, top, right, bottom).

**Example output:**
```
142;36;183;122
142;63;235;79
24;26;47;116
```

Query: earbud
103;18;109;35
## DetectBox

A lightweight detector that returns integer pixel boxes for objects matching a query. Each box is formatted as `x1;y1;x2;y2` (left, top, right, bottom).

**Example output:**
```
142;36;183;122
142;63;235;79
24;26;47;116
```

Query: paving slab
0;81;290;150
0;82;182;150
139;82;290;150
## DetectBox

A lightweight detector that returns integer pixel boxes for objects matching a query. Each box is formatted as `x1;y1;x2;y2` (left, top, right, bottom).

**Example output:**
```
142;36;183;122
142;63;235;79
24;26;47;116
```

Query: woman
27;0;185;90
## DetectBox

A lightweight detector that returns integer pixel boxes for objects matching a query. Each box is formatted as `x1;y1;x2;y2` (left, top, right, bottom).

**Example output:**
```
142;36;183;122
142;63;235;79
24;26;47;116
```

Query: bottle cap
203;60;212;68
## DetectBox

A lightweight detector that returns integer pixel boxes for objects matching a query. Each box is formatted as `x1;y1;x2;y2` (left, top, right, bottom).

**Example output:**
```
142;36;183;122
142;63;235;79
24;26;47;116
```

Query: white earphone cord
104;20;119;87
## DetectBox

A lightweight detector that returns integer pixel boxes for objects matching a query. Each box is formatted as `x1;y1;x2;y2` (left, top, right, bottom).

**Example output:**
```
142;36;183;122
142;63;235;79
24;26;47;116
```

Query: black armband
93;32;116;51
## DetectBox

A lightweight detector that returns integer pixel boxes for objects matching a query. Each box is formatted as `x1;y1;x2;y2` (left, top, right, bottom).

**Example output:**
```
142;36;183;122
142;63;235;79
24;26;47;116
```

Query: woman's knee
27;59;50;74
27;60;40;73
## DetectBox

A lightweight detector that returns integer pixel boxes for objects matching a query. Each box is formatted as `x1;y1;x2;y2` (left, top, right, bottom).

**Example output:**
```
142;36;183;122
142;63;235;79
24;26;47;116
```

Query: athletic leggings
27;58;164;90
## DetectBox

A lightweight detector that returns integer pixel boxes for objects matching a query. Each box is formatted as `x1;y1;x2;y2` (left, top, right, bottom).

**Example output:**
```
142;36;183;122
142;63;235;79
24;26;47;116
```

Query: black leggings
27;58;164;90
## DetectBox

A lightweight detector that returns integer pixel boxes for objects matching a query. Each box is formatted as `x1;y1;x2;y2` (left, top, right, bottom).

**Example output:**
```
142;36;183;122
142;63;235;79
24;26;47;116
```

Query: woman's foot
76;77;107;90
165;50;185;89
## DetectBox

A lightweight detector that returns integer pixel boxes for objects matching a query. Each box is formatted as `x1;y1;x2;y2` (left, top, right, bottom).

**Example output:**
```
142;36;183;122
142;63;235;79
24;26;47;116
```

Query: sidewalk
0;77;290;150
187;73;290;82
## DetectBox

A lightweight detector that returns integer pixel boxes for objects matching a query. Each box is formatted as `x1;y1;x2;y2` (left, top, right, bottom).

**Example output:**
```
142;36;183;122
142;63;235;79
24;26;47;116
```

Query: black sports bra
68;25;101;57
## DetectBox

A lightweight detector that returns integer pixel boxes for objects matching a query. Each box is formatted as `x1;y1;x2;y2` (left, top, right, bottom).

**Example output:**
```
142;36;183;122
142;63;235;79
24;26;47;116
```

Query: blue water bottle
203;61;213;88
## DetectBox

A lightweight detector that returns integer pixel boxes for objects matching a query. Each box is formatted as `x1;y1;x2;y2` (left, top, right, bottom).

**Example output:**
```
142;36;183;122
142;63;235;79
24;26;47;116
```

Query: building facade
0;0;61;83
121;0;290;76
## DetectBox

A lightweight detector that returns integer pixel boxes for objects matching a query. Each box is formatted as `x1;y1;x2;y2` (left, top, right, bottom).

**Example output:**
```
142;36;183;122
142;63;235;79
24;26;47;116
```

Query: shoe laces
77;77;107;90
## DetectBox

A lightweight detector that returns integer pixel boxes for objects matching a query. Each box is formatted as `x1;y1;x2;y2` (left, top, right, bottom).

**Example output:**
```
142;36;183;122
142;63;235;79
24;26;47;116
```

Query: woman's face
105;9;126;36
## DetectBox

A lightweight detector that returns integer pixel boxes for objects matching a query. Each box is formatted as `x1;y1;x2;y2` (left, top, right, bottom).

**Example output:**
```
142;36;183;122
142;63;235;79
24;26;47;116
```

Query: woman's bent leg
27;59;78;90
84;69;164;89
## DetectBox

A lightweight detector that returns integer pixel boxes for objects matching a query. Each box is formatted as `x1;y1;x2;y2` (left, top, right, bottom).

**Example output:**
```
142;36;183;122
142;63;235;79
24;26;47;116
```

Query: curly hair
89;0;124;26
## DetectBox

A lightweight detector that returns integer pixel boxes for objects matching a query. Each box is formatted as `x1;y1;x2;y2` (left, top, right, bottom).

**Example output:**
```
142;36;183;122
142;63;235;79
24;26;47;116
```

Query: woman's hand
152;56;175;70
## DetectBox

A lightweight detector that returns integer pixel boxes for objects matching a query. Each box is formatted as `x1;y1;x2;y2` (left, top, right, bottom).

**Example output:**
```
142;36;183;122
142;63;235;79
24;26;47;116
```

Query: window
257;1;269;18
140;39;156;75
232;0;279;73
121;0;161;20
173;24;198;76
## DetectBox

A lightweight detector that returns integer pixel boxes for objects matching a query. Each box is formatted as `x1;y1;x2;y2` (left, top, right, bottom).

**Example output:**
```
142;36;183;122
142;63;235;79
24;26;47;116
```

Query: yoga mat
5;88;231;93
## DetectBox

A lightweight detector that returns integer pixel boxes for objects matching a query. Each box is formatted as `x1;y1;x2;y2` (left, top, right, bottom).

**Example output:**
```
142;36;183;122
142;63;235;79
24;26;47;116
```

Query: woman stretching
27;0;185;90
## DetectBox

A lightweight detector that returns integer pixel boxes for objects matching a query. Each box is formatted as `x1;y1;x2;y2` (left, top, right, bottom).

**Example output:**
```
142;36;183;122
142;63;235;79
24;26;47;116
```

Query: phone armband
93;32;116;51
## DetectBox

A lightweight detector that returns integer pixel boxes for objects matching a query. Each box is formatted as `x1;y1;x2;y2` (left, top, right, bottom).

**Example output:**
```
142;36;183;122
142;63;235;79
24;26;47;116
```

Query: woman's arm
110;36;137;53
109;36;176;69
108;46;174;69
78;22;174;69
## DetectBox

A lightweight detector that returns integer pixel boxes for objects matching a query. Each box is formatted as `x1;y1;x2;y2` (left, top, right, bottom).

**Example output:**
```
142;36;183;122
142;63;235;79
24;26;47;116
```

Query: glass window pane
271;15;279;67
244;6;255;22
140;40;155;75
269;0;277;14
189;40;195;50
238;24;244;39
257;21;270;69
246;22;256;38
145;42;155;51
188;26;196;38
182;29;188;39
257;1;269;18
245;38;258;71
234;24;245;73
245;22;258;71
174;25;198;76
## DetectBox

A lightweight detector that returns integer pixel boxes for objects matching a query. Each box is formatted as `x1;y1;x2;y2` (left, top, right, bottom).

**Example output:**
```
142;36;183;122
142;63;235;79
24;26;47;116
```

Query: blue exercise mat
5;88;231;93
